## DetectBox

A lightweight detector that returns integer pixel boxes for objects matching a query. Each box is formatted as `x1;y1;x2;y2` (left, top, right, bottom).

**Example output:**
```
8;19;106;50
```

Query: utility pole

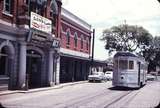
91;29;95;74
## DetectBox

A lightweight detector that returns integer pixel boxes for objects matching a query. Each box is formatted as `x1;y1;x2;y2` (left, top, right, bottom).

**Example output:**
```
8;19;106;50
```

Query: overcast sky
62;0;160;60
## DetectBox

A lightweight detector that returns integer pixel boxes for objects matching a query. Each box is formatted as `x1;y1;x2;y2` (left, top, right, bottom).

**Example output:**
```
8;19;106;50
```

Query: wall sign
30;12;52;34
52;39;60;48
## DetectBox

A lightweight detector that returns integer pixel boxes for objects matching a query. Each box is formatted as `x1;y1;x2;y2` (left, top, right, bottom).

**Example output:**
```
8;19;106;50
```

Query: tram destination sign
30;12;52;34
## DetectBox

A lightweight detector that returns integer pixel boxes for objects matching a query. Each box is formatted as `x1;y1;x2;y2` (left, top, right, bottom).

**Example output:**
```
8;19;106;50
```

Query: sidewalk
0;81;88;96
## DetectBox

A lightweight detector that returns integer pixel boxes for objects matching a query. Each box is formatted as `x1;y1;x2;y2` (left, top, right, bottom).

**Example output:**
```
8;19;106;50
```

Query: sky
62;0;160;60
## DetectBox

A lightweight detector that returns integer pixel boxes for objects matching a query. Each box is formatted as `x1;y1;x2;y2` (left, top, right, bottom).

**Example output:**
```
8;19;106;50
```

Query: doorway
26;50;42;89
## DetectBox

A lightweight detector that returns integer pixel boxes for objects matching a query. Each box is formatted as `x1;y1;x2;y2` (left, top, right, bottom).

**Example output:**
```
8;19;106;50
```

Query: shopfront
60;55;90;83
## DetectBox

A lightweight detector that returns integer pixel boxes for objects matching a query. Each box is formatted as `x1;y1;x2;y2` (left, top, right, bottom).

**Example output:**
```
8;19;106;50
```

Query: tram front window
119;60;128;70
129;61;134;69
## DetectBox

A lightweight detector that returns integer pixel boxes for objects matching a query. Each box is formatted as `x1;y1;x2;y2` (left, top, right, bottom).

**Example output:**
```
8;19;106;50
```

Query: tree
145;36;160;72
101;24;153;54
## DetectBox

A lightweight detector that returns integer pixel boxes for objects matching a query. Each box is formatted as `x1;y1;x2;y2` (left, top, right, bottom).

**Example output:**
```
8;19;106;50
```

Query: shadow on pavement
108;86;139;91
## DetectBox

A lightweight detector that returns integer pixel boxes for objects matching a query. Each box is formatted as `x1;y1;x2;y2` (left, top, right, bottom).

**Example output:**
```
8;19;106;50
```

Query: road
0;81;160;108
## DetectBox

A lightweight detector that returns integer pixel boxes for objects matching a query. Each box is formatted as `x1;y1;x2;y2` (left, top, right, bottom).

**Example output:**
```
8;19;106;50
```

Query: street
0;80;160;108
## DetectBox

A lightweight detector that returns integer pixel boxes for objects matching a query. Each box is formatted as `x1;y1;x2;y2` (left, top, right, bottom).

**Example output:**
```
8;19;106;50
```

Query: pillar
48;50;54;86
18;42;26;89
55;56;60;84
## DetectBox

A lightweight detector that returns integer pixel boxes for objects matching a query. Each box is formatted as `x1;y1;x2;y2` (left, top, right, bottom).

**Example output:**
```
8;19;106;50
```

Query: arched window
4;0;12;14
0;46;9;76
81;35;84;49
66;29;70;45
74;33;78;47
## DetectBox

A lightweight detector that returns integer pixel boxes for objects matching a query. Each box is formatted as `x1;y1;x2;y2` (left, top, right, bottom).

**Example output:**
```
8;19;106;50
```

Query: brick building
0;0;92;90
0;0;62;90
60;8;92;83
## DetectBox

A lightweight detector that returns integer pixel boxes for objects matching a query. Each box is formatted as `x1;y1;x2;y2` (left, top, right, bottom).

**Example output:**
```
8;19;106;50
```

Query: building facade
0;0;62;90
60;8;92;83
0;0;93;90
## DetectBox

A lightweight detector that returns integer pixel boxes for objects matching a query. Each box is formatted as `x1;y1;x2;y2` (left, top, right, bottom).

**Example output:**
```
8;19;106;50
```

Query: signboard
30;12;52;34
52;39;60;48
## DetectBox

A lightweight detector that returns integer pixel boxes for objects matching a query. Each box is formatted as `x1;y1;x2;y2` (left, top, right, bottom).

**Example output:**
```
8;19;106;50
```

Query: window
66;30;70;45
24;0;29;4
0;47;9;76
81;35;84;49
114;60;118;69
4;0;11;14
119;60;128;70
86;37;89;50
74;33;78;47
129;60;134;69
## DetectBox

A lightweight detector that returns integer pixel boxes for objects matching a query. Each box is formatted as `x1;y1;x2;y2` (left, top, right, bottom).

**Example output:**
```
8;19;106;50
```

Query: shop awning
60;53;91;61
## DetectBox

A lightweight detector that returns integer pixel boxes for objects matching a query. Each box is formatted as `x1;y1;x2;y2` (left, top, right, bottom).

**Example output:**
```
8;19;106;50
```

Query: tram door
26;50;42;89
138;62;141;86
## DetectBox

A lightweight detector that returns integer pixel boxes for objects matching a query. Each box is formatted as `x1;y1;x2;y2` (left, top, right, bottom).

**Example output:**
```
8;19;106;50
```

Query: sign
52;39;60;48
30;12;52;34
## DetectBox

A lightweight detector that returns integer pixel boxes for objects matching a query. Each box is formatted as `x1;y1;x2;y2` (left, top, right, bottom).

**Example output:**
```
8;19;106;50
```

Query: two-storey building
60;8;92;83
0;0;93;91
0;0;62;90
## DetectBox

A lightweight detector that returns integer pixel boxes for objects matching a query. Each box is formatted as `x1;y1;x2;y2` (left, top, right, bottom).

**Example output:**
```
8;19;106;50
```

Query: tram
112;51;148;88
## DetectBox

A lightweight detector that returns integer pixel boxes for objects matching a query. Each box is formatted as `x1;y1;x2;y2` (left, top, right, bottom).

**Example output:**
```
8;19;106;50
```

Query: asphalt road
0;80;160;108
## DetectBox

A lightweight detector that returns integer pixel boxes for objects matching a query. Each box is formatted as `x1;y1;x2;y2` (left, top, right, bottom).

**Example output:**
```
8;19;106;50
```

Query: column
55;57;60;84
18;42;26;89
48;50;54;86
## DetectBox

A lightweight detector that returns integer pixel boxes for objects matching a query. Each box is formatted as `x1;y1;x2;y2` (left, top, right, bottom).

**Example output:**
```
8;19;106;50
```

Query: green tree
145;36;160;72
101;24;153;54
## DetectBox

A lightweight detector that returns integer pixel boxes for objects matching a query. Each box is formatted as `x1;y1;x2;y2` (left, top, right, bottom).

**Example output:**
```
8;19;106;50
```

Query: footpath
0;81;87;96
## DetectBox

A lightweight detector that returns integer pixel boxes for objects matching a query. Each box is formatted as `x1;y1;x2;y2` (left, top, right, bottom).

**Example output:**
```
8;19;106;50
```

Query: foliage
101;24;153;54
144;36;160;71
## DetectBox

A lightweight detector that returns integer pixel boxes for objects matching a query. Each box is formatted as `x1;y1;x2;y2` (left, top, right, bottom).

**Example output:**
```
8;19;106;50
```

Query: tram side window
114;60;118;69
119;60;128;70
129;61;134;69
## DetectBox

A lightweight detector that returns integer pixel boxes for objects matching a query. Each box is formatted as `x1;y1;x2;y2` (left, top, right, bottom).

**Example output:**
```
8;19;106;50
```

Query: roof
114;51;137;58
61;8;91;31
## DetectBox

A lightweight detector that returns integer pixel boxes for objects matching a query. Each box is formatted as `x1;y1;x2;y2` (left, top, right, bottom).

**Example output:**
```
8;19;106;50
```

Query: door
138;62;141;86
26;50;42;89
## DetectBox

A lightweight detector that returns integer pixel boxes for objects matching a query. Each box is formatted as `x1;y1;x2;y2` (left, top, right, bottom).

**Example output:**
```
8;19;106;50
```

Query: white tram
112;52;148;88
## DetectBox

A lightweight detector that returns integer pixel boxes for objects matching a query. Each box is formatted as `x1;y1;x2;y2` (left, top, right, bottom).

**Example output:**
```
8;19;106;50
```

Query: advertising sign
30;12;52;34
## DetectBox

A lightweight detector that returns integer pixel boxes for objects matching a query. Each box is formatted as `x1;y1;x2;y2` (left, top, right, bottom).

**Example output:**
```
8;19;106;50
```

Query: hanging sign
30;12;52;34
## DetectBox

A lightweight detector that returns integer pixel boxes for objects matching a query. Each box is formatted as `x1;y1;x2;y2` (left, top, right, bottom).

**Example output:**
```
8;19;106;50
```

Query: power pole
91;29;95;74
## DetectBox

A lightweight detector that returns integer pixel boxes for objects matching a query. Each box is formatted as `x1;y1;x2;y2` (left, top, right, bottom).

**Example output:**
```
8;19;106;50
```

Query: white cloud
62;0;160;60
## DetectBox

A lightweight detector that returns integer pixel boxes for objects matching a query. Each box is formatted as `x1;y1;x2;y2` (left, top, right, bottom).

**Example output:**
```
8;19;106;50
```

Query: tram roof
114;52;137;58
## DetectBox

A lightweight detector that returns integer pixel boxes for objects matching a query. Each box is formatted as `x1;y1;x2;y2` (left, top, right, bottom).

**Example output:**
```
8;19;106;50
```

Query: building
91;60;108;73
60;8;92;83
0;0;93;90
0;0;62;90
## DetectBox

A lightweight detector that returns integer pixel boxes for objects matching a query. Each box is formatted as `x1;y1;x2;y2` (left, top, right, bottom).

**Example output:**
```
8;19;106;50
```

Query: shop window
81;35;84;49
66;30;70;45
3;0;12;14
74;33;78;47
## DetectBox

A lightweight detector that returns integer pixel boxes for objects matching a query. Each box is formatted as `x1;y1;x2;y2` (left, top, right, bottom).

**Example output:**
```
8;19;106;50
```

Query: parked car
146;74;156;81
88;72;105;82
104;71;113;81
